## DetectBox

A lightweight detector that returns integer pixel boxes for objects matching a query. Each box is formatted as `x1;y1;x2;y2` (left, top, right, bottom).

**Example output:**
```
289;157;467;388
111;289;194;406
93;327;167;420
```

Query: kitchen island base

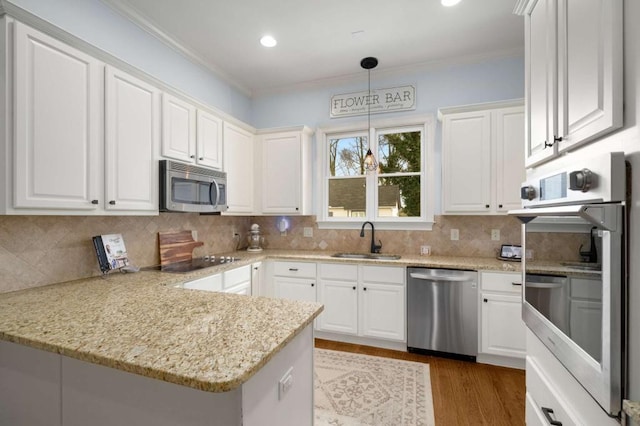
0;325;314;426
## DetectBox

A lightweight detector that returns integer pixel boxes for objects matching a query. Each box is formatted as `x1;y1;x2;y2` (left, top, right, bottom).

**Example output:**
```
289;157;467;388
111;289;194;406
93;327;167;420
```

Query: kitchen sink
331;253;401;261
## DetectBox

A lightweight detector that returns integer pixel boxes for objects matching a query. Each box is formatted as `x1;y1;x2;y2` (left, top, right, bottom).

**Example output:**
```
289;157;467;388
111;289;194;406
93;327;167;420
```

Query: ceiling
102;0;524;97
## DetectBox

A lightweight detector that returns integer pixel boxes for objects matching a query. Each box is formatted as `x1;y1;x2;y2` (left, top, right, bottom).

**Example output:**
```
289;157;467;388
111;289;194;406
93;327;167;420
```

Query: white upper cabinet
13;21;103;210
105;66;160;212
519;0;622;167
223;121;254;214
258;127;313;215
161;93;196;163
495;107;526;213
440;101;524;215
196;109;223;170
161;93;223;170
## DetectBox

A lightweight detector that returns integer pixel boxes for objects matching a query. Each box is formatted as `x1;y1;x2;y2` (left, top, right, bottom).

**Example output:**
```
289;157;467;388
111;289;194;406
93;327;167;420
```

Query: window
317;114;435;230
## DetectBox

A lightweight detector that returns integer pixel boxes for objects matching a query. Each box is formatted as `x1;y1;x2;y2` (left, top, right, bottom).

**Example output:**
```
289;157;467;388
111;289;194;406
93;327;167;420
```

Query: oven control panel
519;152;625;208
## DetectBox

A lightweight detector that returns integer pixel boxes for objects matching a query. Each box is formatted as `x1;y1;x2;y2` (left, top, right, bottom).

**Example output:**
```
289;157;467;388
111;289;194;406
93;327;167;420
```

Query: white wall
7;0;252;123
251;55;525;129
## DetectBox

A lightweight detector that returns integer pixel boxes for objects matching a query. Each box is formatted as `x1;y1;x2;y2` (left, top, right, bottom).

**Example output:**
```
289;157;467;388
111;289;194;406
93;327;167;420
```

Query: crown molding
99;0;252;97
252;47;524;99
437;98;524;121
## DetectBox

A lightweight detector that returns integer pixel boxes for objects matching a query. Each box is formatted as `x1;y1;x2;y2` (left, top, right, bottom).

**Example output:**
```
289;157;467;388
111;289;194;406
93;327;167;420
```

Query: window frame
316;114;435;230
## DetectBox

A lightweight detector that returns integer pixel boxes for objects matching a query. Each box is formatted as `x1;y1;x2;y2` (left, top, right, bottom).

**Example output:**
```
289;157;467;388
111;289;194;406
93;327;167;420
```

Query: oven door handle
525;281;565;289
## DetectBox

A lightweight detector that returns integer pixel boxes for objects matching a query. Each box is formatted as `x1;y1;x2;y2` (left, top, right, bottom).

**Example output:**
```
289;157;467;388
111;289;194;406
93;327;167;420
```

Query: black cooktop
147;256;242;273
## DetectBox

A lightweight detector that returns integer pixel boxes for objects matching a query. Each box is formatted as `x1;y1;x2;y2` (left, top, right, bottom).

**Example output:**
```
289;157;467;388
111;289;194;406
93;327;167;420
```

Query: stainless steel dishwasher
407;267;478;360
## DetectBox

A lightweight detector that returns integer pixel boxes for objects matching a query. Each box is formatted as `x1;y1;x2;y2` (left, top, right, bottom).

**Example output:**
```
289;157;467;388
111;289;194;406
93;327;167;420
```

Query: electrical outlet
278;367;294;400
526;249;534;260
450;229;459;241
420;245;431;256
491;229;500;241
303;227;313;238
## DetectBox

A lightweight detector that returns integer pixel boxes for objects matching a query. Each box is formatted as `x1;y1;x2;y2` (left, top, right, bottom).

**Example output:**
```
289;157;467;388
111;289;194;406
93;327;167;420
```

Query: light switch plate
491;229;500;241
450;229;459;241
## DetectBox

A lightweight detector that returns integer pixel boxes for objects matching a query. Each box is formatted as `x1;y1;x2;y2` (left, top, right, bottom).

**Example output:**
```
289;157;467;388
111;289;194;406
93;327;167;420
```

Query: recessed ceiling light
260;35;277;48
441;0;461;6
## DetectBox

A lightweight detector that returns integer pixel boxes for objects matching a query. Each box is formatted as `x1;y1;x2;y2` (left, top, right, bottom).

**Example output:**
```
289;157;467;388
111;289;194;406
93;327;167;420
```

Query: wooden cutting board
158;230;204;265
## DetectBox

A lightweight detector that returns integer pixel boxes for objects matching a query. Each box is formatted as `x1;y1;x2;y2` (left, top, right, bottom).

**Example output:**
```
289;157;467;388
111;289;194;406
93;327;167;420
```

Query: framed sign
330;85;416;118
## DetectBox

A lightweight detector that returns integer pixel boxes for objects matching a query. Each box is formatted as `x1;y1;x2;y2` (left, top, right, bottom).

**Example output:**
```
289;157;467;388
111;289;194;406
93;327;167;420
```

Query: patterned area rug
315;349;435;426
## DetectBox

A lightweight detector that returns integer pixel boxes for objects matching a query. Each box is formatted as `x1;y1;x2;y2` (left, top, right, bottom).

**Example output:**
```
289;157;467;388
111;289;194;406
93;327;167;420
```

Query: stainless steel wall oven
510;152;627;418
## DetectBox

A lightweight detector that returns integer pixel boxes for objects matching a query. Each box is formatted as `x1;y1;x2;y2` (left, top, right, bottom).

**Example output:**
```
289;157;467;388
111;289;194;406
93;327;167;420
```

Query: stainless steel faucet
360;221;382;253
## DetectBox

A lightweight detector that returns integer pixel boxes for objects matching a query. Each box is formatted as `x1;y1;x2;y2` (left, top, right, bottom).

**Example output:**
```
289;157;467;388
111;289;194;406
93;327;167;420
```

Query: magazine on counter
92;234;130;273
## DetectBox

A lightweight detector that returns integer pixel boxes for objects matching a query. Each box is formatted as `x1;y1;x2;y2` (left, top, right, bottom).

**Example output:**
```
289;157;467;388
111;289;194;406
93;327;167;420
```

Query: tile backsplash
0;214;585;293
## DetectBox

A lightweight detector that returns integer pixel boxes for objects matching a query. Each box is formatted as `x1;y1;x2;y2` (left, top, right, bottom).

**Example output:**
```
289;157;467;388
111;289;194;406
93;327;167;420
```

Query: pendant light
361;56;378;173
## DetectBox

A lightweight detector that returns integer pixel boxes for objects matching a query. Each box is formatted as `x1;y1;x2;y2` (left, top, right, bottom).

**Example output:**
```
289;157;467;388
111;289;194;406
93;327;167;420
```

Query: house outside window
317;114;435;230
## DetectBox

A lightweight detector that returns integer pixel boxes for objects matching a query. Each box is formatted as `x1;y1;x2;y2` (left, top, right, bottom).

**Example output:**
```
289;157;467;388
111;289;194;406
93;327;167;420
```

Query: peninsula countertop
0;270;322;393
0;249;594;395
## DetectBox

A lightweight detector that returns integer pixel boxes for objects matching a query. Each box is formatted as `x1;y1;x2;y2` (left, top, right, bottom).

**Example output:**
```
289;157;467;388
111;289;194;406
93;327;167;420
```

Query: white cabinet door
182;274;222;292
494;107;525;213
442;110;492;213
440;102;524;215
223;122;254;213
105;66;160;212
524;0;558;167
521;0;622;166
261;132;301;214
480;293;526;358
251;262;263;296
13;21;102;210
556;0;623;152
360;281;405;342
223;264;251;296
196;109;223;170
161;93;196;163
273;276;316;303
317;279;358;335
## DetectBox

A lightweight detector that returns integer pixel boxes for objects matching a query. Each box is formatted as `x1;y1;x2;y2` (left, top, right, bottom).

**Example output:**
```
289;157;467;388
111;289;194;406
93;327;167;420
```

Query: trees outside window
320;116;434;229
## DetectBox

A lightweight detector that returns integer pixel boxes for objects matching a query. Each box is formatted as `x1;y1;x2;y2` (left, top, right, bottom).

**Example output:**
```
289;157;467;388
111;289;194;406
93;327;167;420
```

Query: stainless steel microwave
159;160;227;213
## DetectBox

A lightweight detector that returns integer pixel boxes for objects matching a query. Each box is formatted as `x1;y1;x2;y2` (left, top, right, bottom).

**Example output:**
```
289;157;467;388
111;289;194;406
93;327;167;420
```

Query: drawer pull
288;268;299;272
541;407;562;426
512;282;522;286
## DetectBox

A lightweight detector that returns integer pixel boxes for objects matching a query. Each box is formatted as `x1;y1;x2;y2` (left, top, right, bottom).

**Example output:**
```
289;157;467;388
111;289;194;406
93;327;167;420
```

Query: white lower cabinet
317;264;359;335
317;263;405;342
526;329;619;426
478;271;526;367
181;264;252;295
272;261;317;303
182;273;222;292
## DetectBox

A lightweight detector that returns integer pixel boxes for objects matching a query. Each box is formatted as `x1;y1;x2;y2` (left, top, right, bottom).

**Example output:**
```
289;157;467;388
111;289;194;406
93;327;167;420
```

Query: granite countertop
624;400;640;423
0;249;593;395
0;271;322;393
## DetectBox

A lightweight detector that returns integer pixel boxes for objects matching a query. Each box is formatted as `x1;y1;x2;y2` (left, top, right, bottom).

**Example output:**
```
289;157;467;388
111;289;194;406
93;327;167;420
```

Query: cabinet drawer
481;271;522;294
318;263;358;281
526;357;579;426
224;265;251;288
273;261;316;278
361;266;404;284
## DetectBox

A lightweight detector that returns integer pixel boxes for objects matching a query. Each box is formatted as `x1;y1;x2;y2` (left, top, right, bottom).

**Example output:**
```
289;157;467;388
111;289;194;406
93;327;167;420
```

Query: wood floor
315;339;526;426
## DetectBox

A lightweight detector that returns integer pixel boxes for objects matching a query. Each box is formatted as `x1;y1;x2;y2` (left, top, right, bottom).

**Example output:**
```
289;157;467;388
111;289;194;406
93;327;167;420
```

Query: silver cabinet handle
512;282;522;286
289;268;298;272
